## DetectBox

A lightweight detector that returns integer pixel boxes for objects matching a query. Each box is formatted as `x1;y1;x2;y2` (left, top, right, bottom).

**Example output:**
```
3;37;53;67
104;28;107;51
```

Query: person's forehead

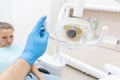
0;29;13;35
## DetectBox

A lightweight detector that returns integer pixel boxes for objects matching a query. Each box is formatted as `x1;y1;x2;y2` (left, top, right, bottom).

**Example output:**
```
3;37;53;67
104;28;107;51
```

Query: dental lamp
49;0;108;47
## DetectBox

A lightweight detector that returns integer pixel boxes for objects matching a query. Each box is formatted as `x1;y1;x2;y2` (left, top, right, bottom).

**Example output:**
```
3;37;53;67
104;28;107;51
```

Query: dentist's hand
20;16;49;66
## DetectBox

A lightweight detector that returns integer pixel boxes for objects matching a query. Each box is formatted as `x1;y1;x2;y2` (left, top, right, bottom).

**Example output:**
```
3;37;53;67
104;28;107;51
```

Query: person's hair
0;22;14;31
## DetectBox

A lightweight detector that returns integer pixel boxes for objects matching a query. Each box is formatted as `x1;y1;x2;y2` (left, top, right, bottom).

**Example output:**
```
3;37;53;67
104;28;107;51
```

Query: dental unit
37;0;120;80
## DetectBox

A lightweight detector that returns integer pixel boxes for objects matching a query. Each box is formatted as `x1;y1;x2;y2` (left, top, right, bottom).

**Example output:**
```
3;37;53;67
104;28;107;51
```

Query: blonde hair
0;22;14;31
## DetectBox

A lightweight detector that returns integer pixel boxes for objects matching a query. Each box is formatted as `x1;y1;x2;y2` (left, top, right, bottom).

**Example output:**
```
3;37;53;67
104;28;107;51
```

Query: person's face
0;29;14;47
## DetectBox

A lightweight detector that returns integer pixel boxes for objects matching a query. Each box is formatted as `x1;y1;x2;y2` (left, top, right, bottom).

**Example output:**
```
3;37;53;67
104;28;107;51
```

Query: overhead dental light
49;0;108;47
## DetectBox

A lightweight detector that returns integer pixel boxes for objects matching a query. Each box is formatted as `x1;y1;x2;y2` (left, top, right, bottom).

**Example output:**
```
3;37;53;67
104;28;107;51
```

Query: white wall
0;0;11;23
10;0;51;47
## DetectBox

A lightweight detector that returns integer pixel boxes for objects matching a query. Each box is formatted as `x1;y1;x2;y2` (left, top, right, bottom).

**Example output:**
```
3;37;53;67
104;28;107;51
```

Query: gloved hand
20;16;49;66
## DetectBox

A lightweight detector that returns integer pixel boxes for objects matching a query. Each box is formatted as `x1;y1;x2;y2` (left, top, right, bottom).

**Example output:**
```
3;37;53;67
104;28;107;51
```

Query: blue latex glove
20;16;49;66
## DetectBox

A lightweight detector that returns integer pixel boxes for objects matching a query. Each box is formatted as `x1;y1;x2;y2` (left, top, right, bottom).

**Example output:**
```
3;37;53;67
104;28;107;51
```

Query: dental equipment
38;0;120;80
47;0;109;78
